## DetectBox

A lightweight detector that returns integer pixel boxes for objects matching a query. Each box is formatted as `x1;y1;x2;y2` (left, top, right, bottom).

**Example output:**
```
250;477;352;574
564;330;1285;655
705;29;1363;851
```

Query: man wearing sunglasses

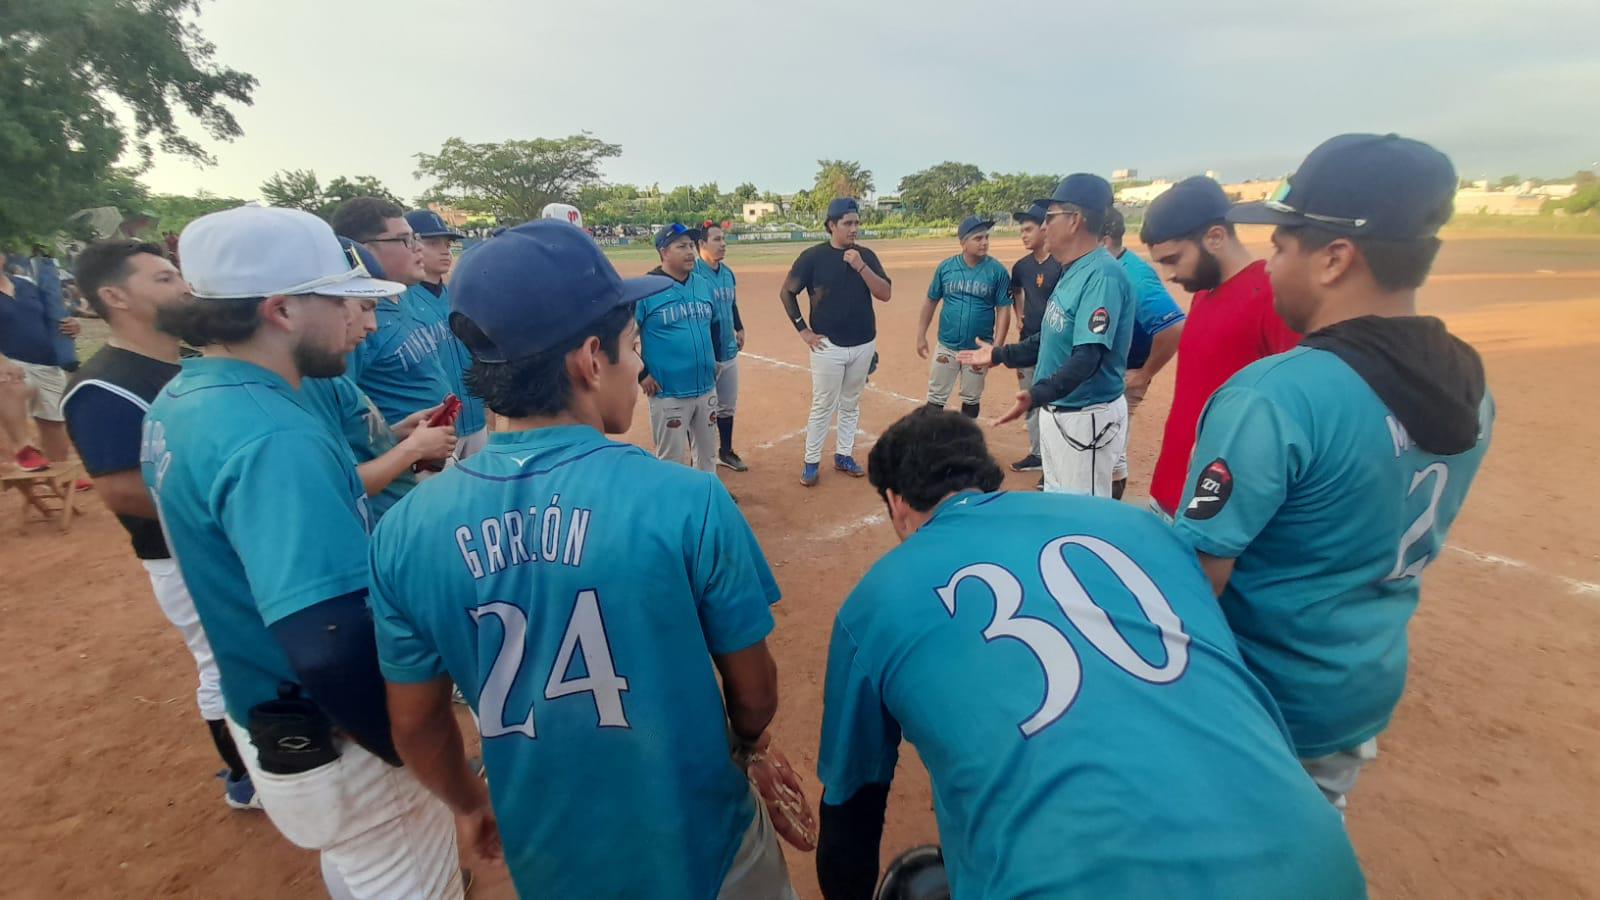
331;197;454;427
1138;177;1300;519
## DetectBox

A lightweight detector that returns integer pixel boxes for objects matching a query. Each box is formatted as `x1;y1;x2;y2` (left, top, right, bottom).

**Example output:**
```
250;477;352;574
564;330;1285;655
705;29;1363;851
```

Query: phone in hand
412;394;463;473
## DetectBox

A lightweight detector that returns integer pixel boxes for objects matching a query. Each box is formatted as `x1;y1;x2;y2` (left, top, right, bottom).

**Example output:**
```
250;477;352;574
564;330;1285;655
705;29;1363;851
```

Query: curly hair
868;407;1005;512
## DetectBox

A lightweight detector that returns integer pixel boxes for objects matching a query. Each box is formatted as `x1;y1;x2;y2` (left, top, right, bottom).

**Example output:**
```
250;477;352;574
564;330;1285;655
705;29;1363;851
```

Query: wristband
791;317;808;332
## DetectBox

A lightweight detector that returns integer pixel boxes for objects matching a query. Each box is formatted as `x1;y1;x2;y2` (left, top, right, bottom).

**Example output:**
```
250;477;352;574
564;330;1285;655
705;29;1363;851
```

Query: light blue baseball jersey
347;295;453;425
637;268;718;399
369;425;781;899
819;491;1364;898
1174;347;1493;757
406;282;488;437
298;375;416;521
1117;249;1186;370
694;257;740;363
1033;246;1136;409
140;358;372;723
926;255;1013;351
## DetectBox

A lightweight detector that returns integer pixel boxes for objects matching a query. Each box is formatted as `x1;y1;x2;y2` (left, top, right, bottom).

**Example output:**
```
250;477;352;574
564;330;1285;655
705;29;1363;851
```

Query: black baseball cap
1034;174;1114;214
449;220;672;363
654;222;692;251
957;216;994;241
826;197;860;220
1229;133;1457;240
1013;201;1050;225
1139;176;1231;245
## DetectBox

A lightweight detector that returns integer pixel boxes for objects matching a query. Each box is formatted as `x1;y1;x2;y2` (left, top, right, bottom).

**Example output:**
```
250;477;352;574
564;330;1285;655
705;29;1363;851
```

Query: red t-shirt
1148;260;1301;514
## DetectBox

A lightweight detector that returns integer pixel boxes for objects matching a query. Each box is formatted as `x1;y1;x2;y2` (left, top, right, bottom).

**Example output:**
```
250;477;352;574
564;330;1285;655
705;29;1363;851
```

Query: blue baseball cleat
834;455;865;478
800;462;820;487
220;769;262;810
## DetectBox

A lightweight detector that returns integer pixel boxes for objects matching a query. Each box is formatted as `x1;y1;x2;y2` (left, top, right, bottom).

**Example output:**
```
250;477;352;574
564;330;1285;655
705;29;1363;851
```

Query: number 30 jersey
819;492;1364;899
1176;336;1493;759
369;425;780;900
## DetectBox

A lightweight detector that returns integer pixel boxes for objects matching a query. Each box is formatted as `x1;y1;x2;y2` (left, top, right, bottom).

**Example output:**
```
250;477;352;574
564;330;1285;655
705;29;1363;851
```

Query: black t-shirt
63;346;182;560
1010;253;1064;341
783;242;890;348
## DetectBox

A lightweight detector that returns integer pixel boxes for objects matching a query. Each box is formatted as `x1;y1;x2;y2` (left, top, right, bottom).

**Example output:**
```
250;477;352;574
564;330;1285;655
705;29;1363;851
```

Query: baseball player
815;407;1364;898
140;207;462;898
780;197;892;487
959;175;1135;497
61;239;257;810
368;220;815;898
916;216;1013;419
330;197;455;427
639;223;722;473
405;208;489;458
1139;176;1301;519
1100;207;1186;499
1177;134;1493;811
1005;202;1063;475
695;222;749;471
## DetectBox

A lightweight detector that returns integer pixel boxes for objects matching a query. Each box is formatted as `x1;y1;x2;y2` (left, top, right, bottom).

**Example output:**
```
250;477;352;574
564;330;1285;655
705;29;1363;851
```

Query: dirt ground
1;232;1596;898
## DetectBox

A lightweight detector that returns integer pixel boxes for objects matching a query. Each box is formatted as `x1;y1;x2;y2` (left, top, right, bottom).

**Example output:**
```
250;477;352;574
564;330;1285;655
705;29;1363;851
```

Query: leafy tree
810;160;874;216
322;175;405;213
414;134;622;221
897;162;986;219
260;170;403;220
961;172;1061;219
733;182;761;202
0;0;255;245
144;190;245;234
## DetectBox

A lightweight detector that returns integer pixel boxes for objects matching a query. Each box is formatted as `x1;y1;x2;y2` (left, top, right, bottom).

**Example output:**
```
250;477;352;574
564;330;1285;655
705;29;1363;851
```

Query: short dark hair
460;304;634;418
867;407;1004;512
155;297;264;346
73;240;166;320
330;197;405;242
694;223;723;245
1101;207;1127;244
1285;226;1442;291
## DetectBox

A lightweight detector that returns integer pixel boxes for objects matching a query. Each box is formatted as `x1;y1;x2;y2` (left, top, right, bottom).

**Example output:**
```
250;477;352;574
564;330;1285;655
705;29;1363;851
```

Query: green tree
414;134;622;222
260;170;403;220
144;191;245;234
0;0;255;244
961;172;1061;219
897;162;986;219
810;160;874;216
733;182;761;202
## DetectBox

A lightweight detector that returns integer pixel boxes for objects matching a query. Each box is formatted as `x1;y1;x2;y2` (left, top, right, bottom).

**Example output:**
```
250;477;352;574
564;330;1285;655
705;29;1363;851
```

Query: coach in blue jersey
641;223;722;472
141;207;462;897
370;220;815;898
917;217;1013;418
405;208;489;458
815;407;1364;898
1179;134;1493;811
695;222;749;471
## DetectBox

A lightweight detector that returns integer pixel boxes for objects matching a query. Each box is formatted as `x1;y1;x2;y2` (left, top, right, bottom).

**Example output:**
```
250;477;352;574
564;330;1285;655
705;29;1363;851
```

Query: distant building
873;194;904;213
1112;168;1136;181
1116;180;1173;205
427;203;473;228
1531;183;1578;200
742;201;778;224
1222;179;1283;203
1453;189;1543;216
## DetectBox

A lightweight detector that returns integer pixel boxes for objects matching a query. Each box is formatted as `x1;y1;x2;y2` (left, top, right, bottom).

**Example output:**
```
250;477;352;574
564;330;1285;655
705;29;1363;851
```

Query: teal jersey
139;358;372;723
1174;347;1494;757
298;375;416;521
636;269;718;399
368;425;780;899
694;258;740;362
819;492;1364;899
926;255;1014;351
1032;247;1136;409
406;282;487;436
348;295;453;425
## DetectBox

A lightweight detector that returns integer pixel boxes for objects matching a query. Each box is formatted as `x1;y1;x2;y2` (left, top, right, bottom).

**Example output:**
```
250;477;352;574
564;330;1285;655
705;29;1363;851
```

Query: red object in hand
412;395;462;473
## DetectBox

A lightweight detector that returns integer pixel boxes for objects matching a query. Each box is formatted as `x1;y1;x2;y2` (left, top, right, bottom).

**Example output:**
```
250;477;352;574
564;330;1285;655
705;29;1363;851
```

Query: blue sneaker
220;769;262;811
834;455;865;478
800;462;820;487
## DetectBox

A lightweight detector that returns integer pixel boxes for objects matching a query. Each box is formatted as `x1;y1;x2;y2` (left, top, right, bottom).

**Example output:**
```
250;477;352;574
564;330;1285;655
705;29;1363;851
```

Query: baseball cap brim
960;219;995;239
417;228;466;240
310;270;407;298
1226;202;1306;228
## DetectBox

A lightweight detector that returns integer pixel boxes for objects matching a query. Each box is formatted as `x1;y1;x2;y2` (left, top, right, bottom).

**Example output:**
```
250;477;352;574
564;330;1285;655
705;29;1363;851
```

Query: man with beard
1140;177;1300;518
141;207;464;898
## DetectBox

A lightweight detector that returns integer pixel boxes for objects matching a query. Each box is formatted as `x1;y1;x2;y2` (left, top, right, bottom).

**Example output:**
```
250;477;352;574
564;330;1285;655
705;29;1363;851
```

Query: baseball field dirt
1;233;1595;898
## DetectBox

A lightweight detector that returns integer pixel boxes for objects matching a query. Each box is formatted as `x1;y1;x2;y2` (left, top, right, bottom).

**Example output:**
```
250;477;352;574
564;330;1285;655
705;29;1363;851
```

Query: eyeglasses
1261;199;1367;229
1043;210;1080;223
366;233;421;249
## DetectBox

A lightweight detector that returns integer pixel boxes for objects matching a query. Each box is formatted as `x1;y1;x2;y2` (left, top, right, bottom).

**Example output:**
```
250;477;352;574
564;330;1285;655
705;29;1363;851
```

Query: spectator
0;252;80;471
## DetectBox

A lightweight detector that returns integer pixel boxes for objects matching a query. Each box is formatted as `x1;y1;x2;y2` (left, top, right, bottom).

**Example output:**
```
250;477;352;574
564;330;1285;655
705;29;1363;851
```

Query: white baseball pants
650;391;719;472
1039;395;1128;497
805;338;875;465
142;558;226;721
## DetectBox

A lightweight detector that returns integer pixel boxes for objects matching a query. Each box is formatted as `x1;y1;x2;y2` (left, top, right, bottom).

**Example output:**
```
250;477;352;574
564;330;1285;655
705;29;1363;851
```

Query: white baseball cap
179;206;406;300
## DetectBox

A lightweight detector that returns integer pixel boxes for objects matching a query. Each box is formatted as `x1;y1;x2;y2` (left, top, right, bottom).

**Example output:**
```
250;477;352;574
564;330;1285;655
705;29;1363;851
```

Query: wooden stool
1;461;86;534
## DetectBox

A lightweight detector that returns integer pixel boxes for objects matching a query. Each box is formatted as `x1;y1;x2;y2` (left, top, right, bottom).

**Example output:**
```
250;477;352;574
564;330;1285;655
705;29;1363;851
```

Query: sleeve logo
1089;307;1110;334
1184;458;1232;520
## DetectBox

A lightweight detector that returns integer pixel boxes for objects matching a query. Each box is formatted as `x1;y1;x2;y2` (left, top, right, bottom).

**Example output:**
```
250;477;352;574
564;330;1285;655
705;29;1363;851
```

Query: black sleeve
267;591;401;766
731;299;744;331
780;249;811;331
710;315;723;353
1028;343;1109;409
817;782;891;900
1009;261;1023;300
861;247;890;283
994;330;1043;369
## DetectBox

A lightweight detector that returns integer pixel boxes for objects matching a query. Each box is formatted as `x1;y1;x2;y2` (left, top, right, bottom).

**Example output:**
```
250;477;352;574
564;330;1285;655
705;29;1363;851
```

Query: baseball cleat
834;455;866;478
1010;454;1042;472
14;446;49;472
800;463;820;487
220;770;262;810
717;449;748;472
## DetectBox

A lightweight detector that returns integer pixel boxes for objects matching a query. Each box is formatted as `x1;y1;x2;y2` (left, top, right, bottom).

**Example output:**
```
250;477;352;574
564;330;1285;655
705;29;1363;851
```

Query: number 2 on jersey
1388;462;1449;582
472;589;631;739
937;536;1191;738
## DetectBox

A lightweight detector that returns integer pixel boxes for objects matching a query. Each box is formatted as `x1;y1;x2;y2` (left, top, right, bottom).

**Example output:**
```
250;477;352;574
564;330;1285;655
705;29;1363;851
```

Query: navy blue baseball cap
826;197;860;220
1138;176;1231;245
1013;201;1050;225
449;220;672;363
654;222;693;252
1034;174;1114;214
957;216;994;241
1229;133;1457;240
337;236;389;281
404;208;465;240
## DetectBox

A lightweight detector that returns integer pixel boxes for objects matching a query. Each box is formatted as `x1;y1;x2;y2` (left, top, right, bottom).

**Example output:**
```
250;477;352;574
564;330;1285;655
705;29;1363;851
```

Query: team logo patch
936;354;951;364
666;418;682;429
1035;273;1044;288
1184;458;1232;520
1089;307;1110;334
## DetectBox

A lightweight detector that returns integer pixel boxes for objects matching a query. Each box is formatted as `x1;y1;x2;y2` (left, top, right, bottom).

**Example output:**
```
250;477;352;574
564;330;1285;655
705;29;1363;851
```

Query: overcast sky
138;0;1600;202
